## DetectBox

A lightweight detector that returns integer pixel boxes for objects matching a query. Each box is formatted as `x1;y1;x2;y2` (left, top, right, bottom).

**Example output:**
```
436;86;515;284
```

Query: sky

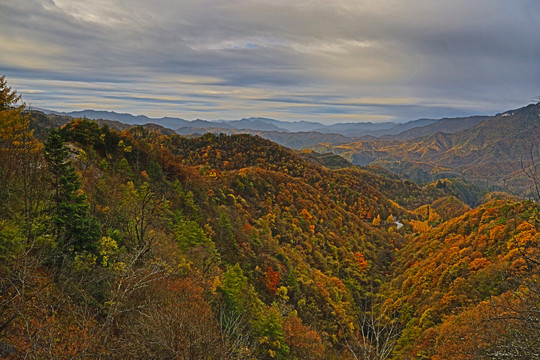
1;0;539;124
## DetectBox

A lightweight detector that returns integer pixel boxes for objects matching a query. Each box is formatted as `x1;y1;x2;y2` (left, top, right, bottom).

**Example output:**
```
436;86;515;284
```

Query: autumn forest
0;76;539;359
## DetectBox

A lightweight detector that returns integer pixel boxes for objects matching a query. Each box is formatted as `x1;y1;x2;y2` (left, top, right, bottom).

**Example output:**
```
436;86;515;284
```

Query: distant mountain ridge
382;115;489;140
40;109;193;130
309;102;540;196
27;110;177;140
40;108;492;148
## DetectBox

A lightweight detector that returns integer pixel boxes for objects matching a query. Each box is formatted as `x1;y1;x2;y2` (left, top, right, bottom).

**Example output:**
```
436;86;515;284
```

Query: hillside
309;103;540;197
176;127;361;148
2;78;538;360
28;110;176;140
2;111;442;359
382;116;488;141
384;199;539;359
38;108;518;152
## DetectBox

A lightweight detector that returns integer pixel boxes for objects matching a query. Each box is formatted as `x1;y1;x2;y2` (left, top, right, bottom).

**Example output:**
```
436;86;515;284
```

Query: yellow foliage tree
0;75;43;238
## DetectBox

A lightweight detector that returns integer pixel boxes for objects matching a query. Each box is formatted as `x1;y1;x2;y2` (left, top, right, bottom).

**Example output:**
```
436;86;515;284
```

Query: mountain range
11;110;539;359
34;103;539;199
39;108;406;135
3;74;539;360
309;103;540;197
37;108;488;148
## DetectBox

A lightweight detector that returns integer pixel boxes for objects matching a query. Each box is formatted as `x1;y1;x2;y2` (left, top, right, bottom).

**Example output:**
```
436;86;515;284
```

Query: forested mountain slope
382;116;488;141
309;103;540;197
1;77;538;360
1;100;433;358
384;199;539;359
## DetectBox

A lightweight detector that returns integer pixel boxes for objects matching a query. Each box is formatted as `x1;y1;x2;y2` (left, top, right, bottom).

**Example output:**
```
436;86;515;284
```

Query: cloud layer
1;0;539;123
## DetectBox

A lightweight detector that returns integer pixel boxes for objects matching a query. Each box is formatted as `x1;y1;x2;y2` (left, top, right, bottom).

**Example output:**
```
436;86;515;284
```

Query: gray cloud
1;0;539;123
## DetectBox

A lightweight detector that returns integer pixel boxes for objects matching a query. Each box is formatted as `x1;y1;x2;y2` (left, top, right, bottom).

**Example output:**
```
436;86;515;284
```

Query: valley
1;76;538;359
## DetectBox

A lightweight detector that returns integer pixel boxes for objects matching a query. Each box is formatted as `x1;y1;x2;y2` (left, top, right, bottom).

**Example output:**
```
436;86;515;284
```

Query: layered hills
37;108;480;148
38;105;537;192
2;77;538;359
2;111;439;359
310;103;540;197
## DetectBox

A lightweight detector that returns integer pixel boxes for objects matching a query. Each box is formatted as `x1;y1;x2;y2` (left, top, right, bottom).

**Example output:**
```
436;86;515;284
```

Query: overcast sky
1;0;539;124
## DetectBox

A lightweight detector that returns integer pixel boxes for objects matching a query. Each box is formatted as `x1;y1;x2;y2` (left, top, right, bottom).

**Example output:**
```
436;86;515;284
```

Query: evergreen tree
44;129;100;254
0;75;21;111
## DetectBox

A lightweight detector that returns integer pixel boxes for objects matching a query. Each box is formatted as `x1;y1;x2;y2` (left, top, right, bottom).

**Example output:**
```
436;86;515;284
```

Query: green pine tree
44;129;100;255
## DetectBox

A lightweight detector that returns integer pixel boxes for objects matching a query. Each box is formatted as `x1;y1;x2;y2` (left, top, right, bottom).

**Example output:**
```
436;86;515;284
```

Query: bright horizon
31;105;523;126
